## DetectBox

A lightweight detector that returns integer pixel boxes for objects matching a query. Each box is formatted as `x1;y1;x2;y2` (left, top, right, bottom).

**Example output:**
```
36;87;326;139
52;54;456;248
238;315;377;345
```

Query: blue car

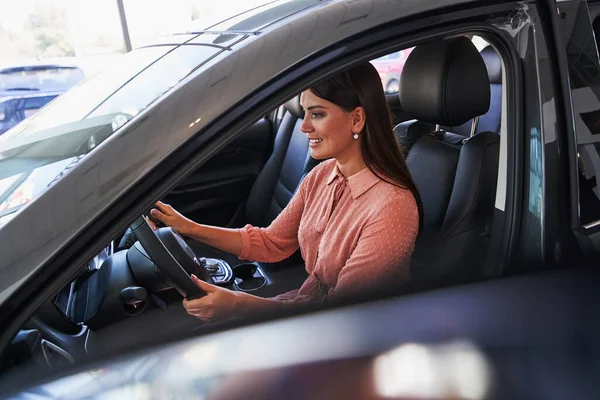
0;63;84;134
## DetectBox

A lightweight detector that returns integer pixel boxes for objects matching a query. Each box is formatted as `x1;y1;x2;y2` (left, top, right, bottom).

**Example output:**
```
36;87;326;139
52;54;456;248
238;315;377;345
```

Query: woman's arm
183;274;294;321
236;177;309;262
150;173;308;262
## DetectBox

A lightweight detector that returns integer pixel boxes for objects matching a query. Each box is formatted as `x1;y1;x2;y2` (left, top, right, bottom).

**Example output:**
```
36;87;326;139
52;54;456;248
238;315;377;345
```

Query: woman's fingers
183;297;212;317
183;300;210;318
155;201;171;213
188;310;212;321
191;274;216;292
150;208;165;218
182;276;238;322
183;300;207;313
149;208;166;221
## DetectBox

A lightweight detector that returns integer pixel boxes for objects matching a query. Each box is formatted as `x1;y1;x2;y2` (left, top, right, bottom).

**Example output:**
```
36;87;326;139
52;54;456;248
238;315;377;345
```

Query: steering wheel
129;216;210;300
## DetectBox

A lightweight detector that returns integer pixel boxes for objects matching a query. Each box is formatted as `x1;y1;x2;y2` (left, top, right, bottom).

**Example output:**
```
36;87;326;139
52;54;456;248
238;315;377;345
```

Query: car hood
0;156;82;226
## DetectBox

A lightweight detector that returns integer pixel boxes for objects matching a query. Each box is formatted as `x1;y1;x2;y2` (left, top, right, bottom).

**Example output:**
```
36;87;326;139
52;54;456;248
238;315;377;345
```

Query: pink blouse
237;159;419;303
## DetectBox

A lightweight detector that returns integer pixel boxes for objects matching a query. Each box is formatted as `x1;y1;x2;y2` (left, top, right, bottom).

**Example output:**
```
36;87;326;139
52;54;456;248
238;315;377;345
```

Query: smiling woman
149;62;423;322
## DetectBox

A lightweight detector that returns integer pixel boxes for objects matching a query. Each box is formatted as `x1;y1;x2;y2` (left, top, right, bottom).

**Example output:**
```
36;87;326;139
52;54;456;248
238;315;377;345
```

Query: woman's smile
308;138;323;147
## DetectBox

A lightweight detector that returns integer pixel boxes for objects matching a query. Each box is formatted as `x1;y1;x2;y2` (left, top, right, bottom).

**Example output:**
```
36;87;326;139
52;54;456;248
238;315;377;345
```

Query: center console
199;257;267;292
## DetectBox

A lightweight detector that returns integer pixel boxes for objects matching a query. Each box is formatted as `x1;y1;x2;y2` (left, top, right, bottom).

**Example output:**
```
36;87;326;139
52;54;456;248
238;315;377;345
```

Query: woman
150;62;423;322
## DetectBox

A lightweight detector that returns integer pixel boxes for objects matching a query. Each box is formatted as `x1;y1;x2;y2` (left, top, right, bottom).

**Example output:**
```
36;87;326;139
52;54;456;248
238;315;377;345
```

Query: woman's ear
351;106;366;134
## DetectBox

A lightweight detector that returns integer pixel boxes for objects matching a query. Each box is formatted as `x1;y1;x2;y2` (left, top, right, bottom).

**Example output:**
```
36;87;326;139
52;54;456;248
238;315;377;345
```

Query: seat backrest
443;46;503;136
396;37;500;283
245;96;317;226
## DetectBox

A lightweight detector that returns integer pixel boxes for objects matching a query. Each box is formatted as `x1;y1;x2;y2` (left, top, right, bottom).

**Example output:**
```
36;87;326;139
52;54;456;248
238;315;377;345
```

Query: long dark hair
309;62;424;232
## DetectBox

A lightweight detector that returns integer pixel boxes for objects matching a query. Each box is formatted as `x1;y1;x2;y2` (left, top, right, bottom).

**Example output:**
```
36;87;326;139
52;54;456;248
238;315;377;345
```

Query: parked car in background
0;91;62;135
0;62;84;134
370;47;413;94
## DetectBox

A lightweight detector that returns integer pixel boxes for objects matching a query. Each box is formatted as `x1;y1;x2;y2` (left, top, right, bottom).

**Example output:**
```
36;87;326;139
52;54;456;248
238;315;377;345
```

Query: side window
561;4;600;228
583;13;600;225
370;48;413;94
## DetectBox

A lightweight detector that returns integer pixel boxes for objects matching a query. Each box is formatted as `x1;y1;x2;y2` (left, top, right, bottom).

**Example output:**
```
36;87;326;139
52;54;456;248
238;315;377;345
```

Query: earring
353;133;359;139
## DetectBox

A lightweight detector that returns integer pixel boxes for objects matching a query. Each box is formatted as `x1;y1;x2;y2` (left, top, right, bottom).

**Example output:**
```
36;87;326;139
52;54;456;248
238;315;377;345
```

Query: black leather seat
243;96;318;227
395;37;500;283
443;45;503;136
188;96;318;264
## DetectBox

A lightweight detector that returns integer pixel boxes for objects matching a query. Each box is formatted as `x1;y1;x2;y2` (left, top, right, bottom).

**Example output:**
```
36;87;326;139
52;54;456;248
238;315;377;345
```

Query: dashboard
0;242;123;383
54;242;115;325
0;231;308;390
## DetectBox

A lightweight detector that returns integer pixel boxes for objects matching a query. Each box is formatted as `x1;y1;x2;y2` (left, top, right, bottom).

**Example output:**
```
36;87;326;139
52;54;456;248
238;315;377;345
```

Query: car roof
167;0;328;36
131;0;328;49
0;0;477;313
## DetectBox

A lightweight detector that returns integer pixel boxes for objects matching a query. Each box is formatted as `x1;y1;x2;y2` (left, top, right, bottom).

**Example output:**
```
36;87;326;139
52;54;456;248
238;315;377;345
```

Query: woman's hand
149;201;194;236
183;275;244;322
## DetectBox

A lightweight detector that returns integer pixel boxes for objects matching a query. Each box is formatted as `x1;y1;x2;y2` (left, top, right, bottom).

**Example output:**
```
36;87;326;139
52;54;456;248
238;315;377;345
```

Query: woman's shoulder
372;179;418;212
369;182;419;232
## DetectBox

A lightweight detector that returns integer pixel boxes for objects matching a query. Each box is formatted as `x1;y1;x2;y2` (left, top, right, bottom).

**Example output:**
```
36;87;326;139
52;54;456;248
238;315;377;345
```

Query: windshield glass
0;42;220;219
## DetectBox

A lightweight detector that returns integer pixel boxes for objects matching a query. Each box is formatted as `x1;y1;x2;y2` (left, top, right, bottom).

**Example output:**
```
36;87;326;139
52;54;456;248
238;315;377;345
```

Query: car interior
0;33;507;386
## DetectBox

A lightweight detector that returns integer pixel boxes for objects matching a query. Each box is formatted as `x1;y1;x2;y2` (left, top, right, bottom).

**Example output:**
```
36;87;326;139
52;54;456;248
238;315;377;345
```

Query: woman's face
299;90;364;161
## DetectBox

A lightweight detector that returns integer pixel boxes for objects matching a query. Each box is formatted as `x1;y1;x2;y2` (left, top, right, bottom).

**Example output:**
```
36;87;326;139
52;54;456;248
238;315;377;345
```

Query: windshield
0;42;221;221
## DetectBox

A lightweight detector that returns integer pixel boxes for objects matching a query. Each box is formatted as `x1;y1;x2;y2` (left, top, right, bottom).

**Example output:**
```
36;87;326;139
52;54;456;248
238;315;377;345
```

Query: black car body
0;0;599;398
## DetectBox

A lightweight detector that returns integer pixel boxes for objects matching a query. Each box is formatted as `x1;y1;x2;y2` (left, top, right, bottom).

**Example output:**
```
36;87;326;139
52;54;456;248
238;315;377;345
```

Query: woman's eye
311;112;324;119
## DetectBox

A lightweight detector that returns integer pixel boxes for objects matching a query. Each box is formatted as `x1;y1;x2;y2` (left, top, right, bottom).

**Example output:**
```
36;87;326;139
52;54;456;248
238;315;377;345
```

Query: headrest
284;95;304;119
399;37;490;127
480;46;502;84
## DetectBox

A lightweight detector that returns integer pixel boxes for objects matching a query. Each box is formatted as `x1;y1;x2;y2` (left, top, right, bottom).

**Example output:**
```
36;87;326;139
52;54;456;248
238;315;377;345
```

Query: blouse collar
326;162;381;199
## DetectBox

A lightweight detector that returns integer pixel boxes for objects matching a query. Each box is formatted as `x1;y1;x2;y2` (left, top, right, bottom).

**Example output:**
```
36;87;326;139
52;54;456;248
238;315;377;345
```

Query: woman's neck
335;150;367;178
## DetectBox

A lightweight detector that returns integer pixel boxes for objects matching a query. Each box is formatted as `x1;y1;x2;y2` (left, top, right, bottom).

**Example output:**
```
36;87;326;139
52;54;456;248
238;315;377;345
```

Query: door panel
164;117;273;227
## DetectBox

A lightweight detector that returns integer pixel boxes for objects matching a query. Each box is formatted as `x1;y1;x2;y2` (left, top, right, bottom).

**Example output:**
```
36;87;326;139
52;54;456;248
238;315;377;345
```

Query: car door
163;116;274;227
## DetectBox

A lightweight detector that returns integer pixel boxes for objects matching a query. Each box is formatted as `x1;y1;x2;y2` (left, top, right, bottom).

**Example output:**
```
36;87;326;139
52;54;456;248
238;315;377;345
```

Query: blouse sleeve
237;177;307;263
328;192;419;300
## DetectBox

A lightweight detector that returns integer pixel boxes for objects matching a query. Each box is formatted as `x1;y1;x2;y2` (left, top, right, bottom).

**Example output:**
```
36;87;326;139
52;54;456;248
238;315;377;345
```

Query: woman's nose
300;116;312;133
